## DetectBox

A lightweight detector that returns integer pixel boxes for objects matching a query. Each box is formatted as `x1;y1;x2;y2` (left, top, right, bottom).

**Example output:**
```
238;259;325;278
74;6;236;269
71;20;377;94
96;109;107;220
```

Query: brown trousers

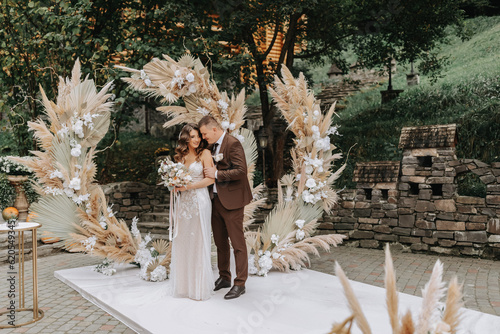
212;195;248;286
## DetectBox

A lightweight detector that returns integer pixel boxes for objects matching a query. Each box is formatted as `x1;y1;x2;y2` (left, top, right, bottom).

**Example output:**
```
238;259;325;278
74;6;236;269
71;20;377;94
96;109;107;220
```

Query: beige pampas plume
335;262;372;334
442;276;463;333
400;310;415;334
416;260;445;334
385;245;400;334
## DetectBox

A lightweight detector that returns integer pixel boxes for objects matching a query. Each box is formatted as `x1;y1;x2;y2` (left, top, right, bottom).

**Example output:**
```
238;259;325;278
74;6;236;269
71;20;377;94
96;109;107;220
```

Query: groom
199;115;253;300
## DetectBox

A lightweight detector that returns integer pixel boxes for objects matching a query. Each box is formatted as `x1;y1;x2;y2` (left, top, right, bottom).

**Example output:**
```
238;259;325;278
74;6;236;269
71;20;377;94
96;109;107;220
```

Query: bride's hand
175;185;188;193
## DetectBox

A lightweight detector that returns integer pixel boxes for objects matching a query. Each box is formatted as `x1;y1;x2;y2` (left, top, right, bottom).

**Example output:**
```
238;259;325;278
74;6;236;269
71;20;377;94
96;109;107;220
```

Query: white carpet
55;264;500;334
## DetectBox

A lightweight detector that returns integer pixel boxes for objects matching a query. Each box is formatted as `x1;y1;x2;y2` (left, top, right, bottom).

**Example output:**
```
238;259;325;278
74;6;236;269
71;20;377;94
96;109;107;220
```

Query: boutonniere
213;153;223;162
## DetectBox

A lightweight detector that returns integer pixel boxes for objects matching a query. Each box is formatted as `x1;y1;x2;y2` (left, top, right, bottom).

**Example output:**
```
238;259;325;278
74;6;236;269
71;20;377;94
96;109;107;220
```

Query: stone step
137;221;169;234
140;212;170;223
153;204;170;212
140;232;170;241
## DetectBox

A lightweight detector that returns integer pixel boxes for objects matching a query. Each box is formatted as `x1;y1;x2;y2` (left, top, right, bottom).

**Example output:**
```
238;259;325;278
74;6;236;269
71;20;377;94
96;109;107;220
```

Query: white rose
188;84;197;93
305;165;314;175
214;153;223;162
186;73;195;82
235;134;245;143
296;229;305;241
313;110;320;117
271;234;280;244
144;78;152;87
71;145;82;157
295;219;305;229
221;121;230;129
305;178;317;189
229;123;236;131
69;177;81;190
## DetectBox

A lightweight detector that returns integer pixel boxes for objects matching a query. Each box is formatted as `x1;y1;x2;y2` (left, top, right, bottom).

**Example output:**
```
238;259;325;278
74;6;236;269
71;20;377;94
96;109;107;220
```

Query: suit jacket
211;133;253;210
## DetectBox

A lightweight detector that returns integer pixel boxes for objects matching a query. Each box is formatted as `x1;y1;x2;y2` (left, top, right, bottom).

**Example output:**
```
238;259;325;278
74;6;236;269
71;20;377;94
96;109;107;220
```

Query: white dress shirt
213;132;226;193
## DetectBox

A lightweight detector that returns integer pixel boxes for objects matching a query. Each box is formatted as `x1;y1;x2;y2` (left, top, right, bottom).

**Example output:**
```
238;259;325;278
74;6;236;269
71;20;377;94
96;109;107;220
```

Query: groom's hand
204;166;216;179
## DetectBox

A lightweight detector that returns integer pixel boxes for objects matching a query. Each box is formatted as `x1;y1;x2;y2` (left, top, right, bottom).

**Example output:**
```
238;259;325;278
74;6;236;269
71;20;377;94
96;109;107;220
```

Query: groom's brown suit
210;134;252;287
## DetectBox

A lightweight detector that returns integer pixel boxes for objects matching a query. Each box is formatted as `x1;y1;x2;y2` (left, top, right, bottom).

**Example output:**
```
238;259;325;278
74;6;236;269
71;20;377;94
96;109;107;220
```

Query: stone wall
320;158;500;258
102;182;169;221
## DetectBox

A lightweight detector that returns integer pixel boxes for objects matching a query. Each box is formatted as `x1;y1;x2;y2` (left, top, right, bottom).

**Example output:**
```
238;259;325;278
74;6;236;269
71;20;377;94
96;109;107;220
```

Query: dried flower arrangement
330;245;464;334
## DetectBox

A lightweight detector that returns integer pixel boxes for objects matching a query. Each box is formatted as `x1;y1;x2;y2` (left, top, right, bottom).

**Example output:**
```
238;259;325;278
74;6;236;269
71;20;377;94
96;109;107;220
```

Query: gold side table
0;221;44;328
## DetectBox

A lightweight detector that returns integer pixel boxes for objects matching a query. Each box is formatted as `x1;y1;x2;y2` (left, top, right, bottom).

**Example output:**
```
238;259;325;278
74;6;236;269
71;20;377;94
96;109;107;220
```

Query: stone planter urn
7;175;29;221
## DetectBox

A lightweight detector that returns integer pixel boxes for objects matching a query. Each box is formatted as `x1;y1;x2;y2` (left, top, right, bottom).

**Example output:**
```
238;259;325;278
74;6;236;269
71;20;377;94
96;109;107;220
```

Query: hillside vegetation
334;16;500;188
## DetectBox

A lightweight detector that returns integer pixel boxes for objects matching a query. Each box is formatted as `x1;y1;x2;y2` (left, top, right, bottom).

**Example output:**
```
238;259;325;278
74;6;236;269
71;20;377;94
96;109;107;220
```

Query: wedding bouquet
157;157;192;191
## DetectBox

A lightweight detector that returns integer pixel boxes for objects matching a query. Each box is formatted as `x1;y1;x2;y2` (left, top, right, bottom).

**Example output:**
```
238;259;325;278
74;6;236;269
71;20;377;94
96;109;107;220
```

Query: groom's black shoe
224;285;245;300
214;277;231;291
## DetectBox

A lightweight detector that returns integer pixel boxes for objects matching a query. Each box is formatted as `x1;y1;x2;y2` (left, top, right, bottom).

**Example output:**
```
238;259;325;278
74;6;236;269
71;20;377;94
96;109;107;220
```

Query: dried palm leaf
152;239;170;255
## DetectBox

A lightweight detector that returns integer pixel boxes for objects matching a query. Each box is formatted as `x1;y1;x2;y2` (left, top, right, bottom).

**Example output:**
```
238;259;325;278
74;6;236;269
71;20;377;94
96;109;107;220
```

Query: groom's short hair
198;115;222;130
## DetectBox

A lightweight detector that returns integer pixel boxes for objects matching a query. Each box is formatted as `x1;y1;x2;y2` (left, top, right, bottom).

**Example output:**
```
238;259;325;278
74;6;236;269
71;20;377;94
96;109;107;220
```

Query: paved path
1;245;499;333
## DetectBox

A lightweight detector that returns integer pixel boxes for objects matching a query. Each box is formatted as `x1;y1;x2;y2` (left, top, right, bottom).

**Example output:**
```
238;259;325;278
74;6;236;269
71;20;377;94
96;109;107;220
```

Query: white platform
55;265;500;334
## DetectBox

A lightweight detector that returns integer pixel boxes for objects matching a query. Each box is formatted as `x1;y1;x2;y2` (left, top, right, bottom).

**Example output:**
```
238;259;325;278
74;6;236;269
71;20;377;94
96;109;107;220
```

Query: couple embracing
169;115;253;301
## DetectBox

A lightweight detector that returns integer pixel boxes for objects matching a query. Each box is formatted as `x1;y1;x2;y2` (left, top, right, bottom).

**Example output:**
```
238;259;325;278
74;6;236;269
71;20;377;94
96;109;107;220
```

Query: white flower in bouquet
57;124;69;138
144;78;153;87
221;121;230;130
214;153;223;162
302;190;316;204
49;169;64;179
326;126;340;136
82;235;97;252
271;234;280;244
257;251;273;276
72;118;85;138
229;123;236;131
311;125;321;140
130;216;140;238
197;107;210;116
305;178;317;189
186;72;195;82
188;84;197;93
295;219;305;229
217;99;229;111
305;165;314;175
235;134;245;143
71;144;82;157
69;177;81;191
314;137;331;151
248;254;258;275
150;265;167;282
158;157;192;191
296;229;305;241
99;216;108;230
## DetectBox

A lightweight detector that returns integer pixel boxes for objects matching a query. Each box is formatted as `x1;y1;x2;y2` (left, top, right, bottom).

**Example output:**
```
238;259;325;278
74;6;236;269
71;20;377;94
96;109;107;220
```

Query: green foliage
95;132;170;184
24;177;40;205
457;173;486;198
0;174;16;211
334;17;500;188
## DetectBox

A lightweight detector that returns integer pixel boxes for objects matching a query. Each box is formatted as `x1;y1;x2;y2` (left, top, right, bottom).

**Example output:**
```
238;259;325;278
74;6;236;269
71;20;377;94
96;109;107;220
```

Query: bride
170;123;215;300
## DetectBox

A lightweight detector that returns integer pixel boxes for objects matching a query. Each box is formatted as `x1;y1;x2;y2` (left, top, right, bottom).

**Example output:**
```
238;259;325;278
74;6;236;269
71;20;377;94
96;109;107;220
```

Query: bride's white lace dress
170;161;214;300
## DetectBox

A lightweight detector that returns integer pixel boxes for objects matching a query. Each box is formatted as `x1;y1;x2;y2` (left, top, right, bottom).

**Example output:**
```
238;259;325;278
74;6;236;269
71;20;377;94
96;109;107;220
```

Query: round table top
0;221;41;232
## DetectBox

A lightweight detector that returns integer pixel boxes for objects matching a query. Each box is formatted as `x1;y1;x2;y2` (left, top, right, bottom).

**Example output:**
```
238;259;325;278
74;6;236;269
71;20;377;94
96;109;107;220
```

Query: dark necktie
212;143;219;154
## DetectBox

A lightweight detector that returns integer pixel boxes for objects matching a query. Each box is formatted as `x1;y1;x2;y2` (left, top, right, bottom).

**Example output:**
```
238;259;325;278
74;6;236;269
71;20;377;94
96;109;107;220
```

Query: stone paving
1;245;500;333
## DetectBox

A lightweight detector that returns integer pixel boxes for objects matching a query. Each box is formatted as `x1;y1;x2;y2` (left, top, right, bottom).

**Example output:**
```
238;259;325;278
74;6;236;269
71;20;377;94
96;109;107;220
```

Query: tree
351;0;465;89
0;0;214;154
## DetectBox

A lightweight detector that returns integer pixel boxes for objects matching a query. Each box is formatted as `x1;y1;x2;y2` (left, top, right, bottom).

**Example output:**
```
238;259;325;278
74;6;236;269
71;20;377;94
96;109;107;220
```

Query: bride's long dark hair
174;123;208;163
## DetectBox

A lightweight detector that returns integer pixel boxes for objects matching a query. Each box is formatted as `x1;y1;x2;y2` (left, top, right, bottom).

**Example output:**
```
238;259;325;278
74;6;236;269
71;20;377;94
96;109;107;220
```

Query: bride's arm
185;149;215;190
